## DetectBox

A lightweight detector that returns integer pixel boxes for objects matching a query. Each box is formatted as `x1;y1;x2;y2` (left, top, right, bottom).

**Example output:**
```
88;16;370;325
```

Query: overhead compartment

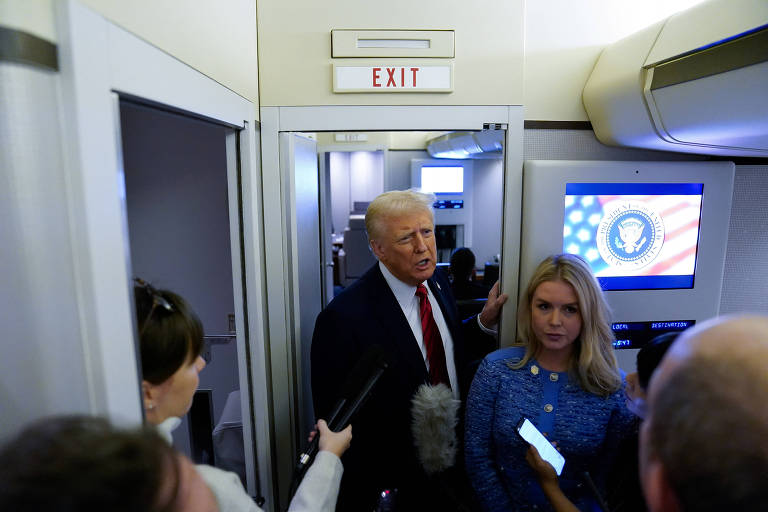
583;0;768;157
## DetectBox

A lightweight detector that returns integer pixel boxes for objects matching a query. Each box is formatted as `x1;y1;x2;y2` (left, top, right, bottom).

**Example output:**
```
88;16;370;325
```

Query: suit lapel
428;273;462;344
364;265;429;384
428;271;469;389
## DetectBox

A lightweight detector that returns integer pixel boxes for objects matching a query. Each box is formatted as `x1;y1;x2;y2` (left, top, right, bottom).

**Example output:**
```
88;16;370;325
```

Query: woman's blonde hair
365;189;435;241
515;253;621;396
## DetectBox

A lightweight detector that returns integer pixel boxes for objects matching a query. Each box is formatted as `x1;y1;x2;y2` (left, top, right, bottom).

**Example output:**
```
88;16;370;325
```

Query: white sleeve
287;451;344;512
195;464;261;512
477;313;498;336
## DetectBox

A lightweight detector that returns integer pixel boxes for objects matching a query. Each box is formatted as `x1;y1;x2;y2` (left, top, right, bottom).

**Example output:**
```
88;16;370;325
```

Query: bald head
640;315;768;512
654;316;768;385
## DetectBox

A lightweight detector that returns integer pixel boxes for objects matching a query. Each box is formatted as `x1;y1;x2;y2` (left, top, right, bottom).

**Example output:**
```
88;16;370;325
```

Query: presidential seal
596;201;664;270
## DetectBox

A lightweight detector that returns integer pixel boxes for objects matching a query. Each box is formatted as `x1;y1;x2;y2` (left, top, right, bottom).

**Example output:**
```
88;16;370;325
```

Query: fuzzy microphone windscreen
410;383;460;475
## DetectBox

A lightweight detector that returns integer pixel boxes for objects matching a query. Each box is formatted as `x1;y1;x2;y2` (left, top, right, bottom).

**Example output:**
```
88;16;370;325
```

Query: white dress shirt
379;262;460;400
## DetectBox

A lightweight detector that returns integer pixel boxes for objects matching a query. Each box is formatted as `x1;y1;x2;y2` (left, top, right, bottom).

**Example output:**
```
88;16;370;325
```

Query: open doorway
259;105;523;509
262;107;522;509
119;100;250;489
318;131;504;304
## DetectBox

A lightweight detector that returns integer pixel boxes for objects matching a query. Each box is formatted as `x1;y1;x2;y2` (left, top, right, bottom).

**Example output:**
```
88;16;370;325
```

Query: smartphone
516;418;565;475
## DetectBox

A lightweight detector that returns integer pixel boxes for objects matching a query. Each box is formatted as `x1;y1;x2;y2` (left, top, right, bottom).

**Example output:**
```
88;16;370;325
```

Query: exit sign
333;64;453;93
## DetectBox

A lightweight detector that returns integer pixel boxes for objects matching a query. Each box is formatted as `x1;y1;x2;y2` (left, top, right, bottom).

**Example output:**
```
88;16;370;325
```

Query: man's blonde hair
365;190;436;241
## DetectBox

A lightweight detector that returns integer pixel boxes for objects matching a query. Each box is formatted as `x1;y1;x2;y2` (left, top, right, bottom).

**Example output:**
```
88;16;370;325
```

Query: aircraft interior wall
2;1;768;509
720;165;768;315
0;58;93;436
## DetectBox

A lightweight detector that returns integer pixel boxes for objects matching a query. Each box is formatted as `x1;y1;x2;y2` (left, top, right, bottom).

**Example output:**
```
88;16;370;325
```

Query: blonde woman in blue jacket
465;254;635;511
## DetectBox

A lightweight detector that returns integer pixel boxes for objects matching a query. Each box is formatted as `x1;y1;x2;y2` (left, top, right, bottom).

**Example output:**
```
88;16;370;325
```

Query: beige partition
80;0;259;105
256;0;524;106
1;0;259;106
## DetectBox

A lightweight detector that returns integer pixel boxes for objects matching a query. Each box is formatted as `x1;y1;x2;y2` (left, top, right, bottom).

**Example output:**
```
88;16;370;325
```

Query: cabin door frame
260;104;524;508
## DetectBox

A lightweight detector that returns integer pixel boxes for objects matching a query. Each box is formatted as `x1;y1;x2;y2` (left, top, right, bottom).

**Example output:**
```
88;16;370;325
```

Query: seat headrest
348;214;367;230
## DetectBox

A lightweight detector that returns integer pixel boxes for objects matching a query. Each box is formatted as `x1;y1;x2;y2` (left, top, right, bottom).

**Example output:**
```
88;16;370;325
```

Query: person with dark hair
0;416;187;512
449;247;490;301
624;331;678;420
465;254;636;511
0;415;351;512
640;315;768;512
134;278;351;511
134;279;207;431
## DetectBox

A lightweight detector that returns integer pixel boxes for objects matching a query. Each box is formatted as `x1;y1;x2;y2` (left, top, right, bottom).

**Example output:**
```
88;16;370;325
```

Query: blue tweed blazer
465;346;636;511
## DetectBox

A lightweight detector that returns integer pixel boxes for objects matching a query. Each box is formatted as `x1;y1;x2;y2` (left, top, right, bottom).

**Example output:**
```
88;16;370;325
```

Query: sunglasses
134;278;174;335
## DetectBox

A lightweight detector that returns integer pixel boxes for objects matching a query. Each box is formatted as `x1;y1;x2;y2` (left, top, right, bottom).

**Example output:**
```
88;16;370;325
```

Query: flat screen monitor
420;166;464;194
520;160;734;360
563;183;703;290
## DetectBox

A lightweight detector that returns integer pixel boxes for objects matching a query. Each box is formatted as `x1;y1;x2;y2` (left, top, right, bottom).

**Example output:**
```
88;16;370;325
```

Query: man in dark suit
311;190;507;511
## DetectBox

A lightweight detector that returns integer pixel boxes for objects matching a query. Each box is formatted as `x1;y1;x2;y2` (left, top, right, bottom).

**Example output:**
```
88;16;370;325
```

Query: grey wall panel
720;166;768;315
524;128;708;161
471;158;504;266
329;151;352;234
0;63;91;436
289;134;323;438
387;149;425;190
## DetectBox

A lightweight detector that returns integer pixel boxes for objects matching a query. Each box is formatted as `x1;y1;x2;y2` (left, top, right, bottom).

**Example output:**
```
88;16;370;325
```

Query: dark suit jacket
310;263;495;511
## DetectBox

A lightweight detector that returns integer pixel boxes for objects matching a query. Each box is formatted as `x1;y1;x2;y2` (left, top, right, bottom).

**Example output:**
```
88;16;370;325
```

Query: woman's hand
316;419;352;458
526;443;580;512
525;444;559;489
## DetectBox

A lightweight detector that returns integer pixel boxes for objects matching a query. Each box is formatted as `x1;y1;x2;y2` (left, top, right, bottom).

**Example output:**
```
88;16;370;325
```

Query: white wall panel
0;62;92;436
257;0;524;106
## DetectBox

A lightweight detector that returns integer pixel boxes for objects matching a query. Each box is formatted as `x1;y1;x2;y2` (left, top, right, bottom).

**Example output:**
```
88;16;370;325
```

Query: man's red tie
416;284;450;387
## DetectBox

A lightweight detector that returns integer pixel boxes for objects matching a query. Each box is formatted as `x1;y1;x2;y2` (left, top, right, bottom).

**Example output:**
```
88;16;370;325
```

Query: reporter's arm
288;420;351;512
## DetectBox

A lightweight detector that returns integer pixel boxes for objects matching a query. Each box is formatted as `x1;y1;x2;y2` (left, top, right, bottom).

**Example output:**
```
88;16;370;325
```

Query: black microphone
582;471;611;512
328;346;388;431
296;345;389;471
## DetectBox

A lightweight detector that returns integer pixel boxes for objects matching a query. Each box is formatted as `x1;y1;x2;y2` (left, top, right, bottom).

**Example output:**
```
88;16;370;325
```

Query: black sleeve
310;307;360;421
462;315;498;363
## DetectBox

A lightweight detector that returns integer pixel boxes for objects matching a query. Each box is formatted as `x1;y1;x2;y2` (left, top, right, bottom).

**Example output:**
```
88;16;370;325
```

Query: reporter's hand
317;419;352;458
479;281;508;327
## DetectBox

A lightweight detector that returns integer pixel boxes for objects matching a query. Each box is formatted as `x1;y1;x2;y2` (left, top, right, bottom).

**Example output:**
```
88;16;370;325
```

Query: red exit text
372;67;421;88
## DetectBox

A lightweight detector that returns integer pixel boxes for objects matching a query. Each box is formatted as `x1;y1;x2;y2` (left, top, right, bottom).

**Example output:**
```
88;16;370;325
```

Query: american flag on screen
563;194;702;277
